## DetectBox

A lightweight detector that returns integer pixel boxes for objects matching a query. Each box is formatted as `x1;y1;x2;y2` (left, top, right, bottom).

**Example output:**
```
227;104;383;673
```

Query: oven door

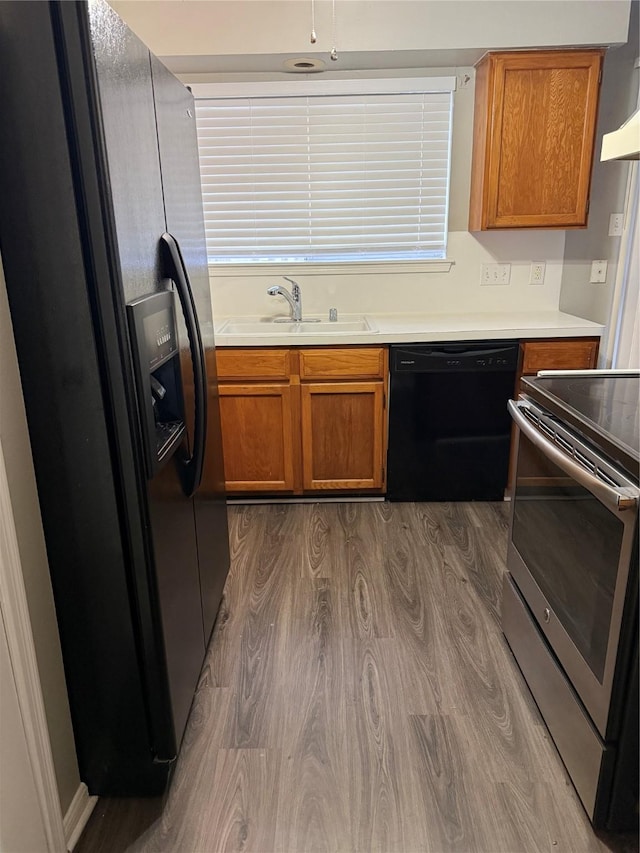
507;399;639;739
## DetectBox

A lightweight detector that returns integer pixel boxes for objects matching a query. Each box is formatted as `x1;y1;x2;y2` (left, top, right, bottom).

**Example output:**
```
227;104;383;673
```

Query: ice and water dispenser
127;290;186;478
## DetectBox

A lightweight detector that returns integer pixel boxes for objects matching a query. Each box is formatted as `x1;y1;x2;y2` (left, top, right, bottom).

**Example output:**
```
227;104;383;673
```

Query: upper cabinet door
469;50;604;230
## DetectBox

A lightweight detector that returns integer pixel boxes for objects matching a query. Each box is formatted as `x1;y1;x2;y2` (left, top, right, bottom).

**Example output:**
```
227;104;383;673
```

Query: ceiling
109;0;631;78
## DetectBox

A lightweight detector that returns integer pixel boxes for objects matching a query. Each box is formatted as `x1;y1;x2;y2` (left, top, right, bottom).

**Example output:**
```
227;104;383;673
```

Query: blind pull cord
310;0;317;44
330;0;338;61
309;0;337;60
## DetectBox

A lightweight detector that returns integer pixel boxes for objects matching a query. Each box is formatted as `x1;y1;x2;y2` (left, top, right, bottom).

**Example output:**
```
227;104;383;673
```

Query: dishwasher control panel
392;341;519;373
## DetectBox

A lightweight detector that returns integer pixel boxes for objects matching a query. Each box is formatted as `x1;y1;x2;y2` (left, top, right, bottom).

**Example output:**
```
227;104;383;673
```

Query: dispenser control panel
142;306;177;370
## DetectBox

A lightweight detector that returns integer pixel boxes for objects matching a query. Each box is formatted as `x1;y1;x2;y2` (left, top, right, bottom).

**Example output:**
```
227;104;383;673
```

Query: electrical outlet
590;260;608;283
609;213;624;236
529;262;546;285
480;263;511;285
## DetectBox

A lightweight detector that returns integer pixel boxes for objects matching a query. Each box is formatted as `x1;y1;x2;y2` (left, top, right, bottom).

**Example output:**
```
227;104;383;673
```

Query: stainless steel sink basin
217;316;377;335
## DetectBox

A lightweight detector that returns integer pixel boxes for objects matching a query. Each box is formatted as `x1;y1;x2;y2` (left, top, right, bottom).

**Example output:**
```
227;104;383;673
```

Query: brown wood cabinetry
215;346;388;495
469;50;603;231
213;348;295;492
299;346;387;490
507;337;600;491
298;347;386;380
217;383;296;492
520;338;600;376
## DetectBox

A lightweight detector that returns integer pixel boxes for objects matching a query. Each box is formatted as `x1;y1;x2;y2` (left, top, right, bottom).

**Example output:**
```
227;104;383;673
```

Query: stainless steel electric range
504;370;639;831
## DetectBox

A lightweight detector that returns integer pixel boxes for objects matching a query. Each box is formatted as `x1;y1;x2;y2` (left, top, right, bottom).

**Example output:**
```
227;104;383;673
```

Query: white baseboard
64;783;98;852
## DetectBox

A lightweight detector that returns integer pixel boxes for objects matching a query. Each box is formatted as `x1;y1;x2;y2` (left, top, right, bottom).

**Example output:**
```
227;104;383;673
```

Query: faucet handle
329;307;338;322
283;276;300;297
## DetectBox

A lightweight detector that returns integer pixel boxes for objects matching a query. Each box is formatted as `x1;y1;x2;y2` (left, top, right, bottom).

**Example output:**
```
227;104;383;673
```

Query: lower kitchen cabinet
215;337;598;498
215;346;388;495
520;338;599;377
218;383;296;492
300;381;385;490
214;348;296;492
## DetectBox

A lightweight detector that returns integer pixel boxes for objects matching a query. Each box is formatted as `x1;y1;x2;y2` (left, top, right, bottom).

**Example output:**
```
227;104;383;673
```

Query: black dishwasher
387;341;518;501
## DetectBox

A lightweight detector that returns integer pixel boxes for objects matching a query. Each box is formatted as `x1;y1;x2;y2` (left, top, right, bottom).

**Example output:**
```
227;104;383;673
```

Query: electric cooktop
521;372;639;480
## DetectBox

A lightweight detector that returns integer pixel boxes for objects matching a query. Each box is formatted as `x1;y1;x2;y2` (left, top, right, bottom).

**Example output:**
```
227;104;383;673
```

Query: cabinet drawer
521;339;598;375
299;347;386;380
215;348;291;381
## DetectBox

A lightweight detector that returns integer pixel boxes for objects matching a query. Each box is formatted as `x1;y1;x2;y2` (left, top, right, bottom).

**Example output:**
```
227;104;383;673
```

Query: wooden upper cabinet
469;50;604;231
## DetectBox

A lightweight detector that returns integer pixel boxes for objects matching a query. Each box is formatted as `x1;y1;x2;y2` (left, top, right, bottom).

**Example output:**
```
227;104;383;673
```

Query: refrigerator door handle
160;232;206;496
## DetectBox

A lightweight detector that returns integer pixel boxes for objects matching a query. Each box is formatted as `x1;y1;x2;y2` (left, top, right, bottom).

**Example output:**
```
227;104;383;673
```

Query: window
193;77;454;266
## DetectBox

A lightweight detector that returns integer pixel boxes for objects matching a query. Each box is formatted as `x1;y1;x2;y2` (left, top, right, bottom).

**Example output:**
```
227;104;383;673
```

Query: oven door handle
508;400;639;512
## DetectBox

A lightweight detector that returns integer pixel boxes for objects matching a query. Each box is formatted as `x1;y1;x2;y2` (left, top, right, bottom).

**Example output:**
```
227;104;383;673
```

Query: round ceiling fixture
283;57;326;73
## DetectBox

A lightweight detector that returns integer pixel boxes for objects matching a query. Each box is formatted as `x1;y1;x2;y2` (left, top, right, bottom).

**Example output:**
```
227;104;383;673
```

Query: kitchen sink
217;316;377;335
295;317;377;334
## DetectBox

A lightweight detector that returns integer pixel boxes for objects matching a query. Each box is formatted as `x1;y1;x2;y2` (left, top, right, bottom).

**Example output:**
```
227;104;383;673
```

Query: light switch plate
609;213;624;236
480;263;511;285
590;260;608;283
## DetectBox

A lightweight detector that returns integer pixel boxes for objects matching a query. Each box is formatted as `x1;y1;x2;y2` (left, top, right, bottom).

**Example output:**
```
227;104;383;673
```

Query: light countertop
214;310;604;347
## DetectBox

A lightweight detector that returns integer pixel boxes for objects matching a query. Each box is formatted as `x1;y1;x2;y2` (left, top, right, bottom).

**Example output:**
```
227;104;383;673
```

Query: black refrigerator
0;0;230;795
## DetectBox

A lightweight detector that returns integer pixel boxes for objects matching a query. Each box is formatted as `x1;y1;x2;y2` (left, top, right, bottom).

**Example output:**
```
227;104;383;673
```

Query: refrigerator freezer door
0;0;173;792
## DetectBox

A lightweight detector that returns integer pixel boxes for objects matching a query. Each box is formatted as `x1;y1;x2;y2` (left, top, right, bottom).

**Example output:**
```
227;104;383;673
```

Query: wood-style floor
76;502;635;853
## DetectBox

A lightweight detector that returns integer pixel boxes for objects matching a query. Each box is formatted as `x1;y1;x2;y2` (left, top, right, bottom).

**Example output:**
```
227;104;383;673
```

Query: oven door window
512;434;624;683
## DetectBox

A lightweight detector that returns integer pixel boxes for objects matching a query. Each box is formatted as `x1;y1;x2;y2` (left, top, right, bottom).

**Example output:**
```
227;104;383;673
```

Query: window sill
208;260;455;277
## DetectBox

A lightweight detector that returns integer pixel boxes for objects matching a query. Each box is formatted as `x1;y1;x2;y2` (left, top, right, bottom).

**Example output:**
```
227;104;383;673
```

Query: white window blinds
194;80;454;265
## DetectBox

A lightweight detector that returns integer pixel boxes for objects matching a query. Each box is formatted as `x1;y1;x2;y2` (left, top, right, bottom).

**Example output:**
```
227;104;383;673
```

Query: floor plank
273;578;350;852
75;501;637;853
407;714;483;853
343;638;416;852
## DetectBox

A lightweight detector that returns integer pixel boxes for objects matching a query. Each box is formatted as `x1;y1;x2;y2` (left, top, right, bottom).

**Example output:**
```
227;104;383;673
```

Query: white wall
0;609;51;853
111;1;631;64
203;65;567;321
110;0;634;325
209;230;566;320
0;257;80;816
559;0;639;349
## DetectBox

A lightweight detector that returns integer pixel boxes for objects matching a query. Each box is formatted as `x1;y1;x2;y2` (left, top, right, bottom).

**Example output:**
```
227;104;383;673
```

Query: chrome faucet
267;276;302;322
